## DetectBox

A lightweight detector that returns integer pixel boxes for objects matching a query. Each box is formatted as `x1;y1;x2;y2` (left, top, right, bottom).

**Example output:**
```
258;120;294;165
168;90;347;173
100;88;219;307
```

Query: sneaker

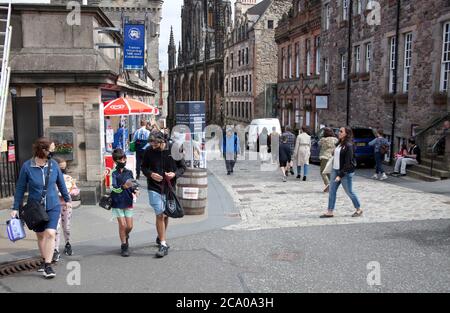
303;176;307;181
296;175;301;179
64;242;73;256
156;244;169;258
290;169;295;176
52;249;60;263
156;237;170;248
380;173;388;180
282;176;287;182
371;174;379;179
43;265;56;279
121;243;129;257
37;261;45;272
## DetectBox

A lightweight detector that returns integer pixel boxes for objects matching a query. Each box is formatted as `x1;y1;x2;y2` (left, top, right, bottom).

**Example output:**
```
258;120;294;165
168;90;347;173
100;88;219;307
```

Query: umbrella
103;97;159;116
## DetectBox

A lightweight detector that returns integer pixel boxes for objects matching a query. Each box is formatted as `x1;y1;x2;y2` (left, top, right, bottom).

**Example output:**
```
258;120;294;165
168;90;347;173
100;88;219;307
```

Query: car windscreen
353;129;375;138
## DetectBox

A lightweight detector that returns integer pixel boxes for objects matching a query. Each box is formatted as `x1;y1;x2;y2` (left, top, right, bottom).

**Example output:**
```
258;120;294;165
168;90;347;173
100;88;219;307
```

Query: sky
160;0;251;71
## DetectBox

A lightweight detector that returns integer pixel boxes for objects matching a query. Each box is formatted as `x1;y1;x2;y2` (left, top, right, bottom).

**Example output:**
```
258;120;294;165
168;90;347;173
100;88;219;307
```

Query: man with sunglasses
141;132;186;258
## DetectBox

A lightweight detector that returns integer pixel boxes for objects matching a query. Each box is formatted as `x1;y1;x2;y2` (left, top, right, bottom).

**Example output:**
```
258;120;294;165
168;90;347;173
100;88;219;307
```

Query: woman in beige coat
319;127;339;192
293;126;311;181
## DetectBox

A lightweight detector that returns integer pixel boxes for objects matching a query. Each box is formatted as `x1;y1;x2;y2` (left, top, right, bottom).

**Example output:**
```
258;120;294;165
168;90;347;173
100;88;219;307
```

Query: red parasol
103;97;160;116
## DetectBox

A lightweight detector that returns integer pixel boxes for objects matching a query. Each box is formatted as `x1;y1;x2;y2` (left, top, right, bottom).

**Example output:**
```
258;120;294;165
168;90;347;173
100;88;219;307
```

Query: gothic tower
168;27;176;71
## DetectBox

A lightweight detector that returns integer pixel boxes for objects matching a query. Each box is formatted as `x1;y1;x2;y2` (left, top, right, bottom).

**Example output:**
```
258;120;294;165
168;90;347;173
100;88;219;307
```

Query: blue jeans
374;152;385;174
328;169;361;211
297;165;309;176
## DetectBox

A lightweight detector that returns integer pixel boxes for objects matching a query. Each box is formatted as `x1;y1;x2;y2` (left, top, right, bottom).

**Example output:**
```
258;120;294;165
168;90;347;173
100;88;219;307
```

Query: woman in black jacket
320;126;363;218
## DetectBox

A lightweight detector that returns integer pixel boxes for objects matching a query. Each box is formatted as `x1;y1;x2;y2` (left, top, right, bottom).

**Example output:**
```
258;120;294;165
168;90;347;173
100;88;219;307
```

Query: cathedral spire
169;26;175;48
168;26;177;70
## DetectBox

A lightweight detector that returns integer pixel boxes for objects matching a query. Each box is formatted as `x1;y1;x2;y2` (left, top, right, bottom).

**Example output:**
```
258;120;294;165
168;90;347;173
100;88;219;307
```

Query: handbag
6;217;26;242
322;157;333;175
19;160;51;231
99;194;113;210
163;177;184;219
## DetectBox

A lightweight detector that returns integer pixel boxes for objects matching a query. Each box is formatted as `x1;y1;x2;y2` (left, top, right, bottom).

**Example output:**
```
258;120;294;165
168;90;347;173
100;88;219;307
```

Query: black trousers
136;150;145;178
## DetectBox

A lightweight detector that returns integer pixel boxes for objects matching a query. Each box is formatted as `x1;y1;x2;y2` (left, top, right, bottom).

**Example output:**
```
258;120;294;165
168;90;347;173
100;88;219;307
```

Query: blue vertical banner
123;23;145;70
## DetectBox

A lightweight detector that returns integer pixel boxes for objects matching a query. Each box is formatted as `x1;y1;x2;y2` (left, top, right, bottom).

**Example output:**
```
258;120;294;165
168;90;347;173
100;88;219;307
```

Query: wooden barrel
176;168;207;215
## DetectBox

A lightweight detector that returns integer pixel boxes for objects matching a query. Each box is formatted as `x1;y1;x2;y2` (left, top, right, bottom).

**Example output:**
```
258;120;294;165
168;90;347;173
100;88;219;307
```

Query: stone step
410;164;450;178
420;157;448;170
406;168;443;182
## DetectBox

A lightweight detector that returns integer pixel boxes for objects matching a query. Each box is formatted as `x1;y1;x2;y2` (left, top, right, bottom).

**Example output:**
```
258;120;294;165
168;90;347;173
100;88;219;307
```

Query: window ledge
433;92;448;105
359;72;370;81
394;93;409;104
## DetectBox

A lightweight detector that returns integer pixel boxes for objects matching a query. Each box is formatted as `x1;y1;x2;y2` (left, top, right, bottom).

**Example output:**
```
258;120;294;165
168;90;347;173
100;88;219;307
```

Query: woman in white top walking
320;126;363;218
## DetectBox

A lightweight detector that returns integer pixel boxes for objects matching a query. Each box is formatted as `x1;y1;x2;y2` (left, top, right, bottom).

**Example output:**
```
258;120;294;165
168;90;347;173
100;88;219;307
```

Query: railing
415;113;450;176
0;150;18;199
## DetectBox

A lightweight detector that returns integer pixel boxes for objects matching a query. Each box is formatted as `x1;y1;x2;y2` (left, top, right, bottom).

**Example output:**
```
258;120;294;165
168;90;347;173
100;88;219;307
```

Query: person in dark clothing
279;135;292;182
141;132;186;258
110;149;138;257
320;126;363;218
282;126;296;175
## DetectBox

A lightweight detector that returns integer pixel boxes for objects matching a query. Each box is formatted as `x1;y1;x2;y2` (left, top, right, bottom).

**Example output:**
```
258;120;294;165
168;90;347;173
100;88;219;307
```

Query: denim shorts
34;205;61;233
148;190;166;216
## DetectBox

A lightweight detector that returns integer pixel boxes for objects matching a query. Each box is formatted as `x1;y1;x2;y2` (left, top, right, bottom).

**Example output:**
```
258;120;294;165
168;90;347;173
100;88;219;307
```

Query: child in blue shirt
110;149;138;257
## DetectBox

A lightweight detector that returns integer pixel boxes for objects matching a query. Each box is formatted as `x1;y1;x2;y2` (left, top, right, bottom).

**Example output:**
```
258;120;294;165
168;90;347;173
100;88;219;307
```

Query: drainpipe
390;0;401;164
346;0;354;126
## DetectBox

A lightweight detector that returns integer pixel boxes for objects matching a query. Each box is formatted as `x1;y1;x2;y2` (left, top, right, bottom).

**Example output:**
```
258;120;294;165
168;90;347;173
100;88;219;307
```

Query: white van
247;118;282;150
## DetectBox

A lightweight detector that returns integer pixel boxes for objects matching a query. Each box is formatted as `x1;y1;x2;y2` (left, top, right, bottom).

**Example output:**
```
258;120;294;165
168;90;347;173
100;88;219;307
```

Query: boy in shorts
110;149;138;257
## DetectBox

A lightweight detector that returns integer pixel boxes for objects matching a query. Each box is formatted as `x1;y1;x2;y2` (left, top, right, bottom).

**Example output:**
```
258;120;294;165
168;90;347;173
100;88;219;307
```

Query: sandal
351;210;363;217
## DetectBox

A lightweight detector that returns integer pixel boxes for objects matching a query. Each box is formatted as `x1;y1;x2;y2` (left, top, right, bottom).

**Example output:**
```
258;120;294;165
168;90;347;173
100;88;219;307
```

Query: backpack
380;139;389;155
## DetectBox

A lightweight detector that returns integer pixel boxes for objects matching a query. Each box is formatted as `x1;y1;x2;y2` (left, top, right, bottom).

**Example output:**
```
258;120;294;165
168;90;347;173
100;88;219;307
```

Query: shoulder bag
163;177;184;219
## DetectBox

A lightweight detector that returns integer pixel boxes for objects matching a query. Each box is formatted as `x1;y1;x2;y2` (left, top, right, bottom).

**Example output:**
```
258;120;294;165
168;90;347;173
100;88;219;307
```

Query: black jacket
407;145;421;164
336;142;357;178
279;142;292;163
141;144;187;194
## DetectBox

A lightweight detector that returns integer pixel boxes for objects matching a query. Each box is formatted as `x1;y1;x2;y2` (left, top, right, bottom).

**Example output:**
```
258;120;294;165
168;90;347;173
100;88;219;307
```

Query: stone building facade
224;0;291;126
167;0;233;127
319;0;450;152
275;0;321;131
51;0;163;105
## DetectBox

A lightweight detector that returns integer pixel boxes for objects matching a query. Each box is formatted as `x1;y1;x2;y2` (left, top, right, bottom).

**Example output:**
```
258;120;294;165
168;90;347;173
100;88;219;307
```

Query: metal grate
0;150;19;199
0;257;43;277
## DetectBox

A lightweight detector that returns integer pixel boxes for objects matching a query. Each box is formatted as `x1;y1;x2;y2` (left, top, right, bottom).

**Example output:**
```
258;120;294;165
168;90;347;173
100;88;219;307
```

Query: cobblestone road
208;157;450;231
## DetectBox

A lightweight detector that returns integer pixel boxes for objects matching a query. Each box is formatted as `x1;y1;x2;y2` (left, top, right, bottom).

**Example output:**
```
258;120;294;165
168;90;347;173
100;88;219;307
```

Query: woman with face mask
10;137;72;279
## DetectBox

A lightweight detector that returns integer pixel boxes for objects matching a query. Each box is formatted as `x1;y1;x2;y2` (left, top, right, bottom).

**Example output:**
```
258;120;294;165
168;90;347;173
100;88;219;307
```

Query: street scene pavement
1;159;449;293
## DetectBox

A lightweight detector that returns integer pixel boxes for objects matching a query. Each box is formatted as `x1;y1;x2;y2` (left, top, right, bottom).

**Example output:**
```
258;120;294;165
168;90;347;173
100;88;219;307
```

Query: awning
103;97;160;116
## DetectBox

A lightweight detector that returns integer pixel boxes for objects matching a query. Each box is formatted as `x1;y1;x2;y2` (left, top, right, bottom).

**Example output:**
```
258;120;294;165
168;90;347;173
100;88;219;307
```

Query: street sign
316;95;329;109
123;23;145;70
175;101;206;135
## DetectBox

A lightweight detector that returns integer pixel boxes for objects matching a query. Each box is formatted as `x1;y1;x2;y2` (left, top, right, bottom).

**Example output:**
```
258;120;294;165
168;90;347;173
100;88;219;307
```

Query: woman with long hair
320;127;363;218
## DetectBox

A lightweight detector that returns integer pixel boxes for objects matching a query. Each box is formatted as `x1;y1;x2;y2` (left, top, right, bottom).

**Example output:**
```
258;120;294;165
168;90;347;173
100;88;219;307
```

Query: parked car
246;118;282;150
310;127;376;167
